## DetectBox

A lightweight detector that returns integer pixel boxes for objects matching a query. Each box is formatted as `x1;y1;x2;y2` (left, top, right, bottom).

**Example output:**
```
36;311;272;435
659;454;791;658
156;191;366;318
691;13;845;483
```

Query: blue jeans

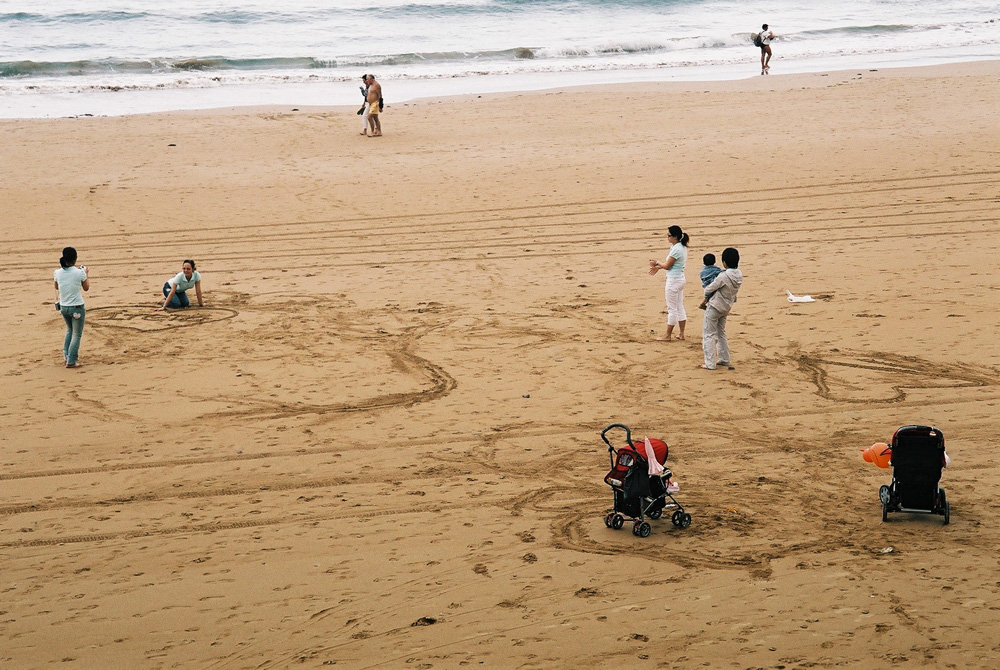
163;282;190;308
61;305;86;365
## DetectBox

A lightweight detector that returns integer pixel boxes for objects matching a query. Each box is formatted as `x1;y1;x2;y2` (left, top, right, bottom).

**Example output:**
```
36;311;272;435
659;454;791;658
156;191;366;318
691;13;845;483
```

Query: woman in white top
648;225;689;341
53;246;90;368
157;259;203;311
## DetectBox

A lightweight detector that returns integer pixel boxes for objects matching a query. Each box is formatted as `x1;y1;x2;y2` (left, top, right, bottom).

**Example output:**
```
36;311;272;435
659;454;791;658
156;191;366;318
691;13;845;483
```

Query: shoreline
2;55;999;120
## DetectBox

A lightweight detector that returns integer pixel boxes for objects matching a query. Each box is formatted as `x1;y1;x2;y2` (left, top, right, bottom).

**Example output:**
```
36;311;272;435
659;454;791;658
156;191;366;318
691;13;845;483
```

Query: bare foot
699;365;715;370
371;132;382;137
676;335;685;341
360;132;367;136
655;336;673;342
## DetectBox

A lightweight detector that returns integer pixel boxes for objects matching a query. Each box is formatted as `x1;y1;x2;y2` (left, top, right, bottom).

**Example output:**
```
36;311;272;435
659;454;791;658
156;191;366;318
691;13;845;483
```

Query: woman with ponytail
648;225;689;341
53;246;90;368
156;259;203;311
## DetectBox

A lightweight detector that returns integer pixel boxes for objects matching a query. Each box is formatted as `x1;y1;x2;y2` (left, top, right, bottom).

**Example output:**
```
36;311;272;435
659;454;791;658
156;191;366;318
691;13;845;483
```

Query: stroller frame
601;423;691;537
879;425;950;524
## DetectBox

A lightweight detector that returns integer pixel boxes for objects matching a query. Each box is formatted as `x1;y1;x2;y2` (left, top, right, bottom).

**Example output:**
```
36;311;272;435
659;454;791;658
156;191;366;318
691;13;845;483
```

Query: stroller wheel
612;514;625;530
671;510;692;529
647;508;663;520
632;521;651;538
879;485;891;505
604;513;614;528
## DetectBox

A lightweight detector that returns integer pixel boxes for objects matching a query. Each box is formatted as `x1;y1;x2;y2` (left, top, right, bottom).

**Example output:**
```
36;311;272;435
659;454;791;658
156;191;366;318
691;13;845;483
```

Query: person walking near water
358;74;371;136
649;225;689;341
366;74;382;137
759;24;774;74
53;246;90;368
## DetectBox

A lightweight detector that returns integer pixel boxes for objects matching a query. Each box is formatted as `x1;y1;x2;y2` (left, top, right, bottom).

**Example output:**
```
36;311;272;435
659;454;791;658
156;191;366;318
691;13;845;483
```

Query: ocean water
1;0;998;117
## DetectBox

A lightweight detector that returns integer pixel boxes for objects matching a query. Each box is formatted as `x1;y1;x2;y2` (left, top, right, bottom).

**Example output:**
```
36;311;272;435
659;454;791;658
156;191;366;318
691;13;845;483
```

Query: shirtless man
359;74;371;136
759;24;774;74
366;75;382;137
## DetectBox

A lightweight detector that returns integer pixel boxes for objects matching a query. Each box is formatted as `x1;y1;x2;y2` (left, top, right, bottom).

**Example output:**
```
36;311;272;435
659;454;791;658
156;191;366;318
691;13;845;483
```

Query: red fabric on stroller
604;446;639;488
641;437;668;465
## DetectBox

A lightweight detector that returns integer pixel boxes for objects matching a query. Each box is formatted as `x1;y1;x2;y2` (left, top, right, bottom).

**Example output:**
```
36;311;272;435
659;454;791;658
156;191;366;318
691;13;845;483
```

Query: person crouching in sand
157;259;203;311
701;247;742;370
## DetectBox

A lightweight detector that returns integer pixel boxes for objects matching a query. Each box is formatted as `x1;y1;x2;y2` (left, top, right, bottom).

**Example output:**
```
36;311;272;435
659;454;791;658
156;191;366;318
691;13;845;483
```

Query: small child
698;253;723;309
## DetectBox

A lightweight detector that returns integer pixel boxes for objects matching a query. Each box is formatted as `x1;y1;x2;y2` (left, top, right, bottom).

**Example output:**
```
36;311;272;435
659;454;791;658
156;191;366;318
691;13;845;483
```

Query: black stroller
879;425;950;524
601;423;691;537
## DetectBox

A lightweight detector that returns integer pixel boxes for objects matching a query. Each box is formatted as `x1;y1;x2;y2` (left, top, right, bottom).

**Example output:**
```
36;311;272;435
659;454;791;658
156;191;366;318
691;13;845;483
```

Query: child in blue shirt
698;253;723;310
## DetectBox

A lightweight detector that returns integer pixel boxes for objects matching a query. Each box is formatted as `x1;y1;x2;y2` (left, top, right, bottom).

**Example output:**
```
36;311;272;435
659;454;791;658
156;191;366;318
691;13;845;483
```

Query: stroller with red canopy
601;423;691;537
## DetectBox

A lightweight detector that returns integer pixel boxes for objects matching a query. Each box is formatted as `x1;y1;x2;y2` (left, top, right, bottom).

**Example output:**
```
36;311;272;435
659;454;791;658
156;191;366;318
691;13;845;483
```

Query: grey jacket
704;268;743;313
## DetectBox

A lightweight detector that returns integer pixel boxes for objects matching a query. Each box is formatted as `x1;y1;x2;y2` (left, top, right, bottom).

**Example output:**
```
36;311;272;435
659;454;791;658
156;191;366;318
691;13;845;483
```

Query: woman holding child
701;247;743;370
649;225;689;341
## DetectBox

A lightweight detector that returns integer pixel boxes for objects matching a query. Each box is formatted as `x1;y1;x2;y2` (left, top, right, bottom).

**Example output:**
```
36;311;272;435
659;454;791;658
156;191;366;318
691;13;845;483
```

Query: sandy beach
2;61;1000;669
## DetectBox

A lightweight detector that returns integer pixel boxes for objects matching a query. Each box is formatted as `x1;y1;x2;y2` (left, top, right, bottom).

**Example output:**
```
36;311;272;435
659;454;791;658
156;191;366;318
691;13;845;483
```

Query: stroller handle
601;423;636;458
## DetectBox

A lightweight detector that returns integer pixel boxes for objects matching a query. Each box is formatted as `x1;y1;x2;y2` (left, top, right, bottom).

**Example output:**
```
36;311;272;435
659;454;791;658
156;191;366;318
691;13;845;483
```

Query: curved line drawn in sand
506;484;767;571
793;350;996;404
69;299;459;425
536;485;892;574
87;305;239;332
65;389;136;422
202;339;457;421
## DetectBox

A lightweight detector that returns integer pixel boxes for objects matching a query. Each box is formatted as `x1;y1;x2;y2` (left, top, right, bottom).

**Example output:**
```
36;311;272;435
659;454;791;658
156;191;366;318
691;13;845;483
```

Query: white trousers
361;103;370;131
664;275;687;326
702;305;730;368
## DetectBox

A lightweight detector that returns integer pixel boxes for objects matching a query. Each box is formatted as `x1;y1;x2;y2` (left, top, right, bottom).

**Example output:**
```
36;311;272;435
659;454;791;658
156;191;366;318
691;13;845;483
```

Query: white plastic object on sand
786;289;815;303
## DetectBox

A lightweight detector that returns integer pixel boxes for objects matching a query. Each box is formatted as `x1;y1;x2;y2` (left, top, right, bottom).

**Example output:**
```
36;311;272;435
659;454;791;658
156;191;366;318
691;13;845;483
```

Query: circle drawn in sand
87;305;238;332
